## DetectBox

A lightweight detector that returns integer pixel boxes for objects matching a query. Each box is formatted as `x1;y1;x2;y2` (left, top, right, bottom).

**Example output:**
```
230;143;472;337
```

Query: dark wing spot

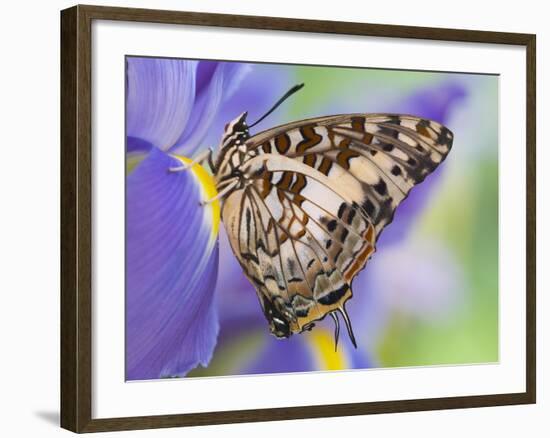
275;133;291;154
351;116;366;132
374;179;388;196
296;125;323;154
336;148;360;170
241;252;260;264
318;157;333;175
287;258;296;273
416;120;432;138
340;228;349;242
347;208;356;224
391;165;402;176
379;126;399;139
291;174;307;194
246;208;251;231
303;154;317;167
437;127;454;146
318;284;350;305
337;203;346;219
363;198;375;217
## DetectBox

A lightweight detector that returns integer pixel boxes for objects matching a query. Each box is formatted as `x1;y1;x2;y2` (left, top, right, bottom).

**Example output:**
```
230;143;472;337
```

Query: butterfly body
206;106;453;346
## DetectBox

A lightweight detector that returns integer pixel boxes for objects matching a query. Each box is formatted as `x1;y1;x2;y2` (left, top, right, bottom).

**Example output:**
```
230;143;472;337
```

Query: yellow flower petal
173;155;220;244
308;328;348;371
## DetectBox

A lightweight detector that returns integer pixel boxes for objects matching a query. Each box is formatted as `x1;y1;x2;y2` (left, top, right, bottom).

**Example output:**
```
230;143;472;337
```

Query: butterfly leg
168;148;214;172
207;150;218;174
201;179;239;206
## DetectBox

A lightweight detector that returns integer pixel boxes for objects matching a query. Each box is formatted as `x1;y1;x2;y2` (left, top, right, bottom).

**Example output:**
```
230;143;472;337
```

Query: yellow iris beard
309;329;348;370
174;155;220;241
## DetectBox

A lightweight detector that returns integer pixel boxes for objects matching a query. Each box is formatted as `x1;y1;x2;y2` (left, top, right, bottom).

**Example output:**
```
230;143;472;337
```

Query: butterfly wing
249;114;454;233
221;114;453;341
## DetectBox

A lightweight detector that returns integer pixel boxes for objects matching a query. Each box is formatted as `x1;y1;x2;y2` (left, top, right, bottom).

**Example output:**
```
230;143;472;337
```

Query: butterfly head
220;111;250;150
214;112;252;189
213;84;305;195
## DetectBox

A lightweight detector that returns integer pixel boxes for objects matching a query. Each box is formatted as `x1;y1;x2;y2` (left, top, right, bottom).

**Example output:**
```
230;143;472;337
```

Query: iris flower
125;57;466;380
125;58;249;380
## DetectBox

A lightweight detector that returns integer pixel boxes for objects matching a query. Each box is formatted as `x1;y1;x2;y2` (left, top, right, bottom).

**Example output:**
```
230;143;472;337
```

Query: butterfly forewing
219;113;453;341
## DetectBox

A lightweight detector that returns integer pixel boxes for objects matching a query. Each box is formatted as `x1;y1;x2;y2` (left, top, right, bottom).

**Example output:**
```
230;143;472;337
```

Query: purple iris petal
349;346;374;369
215;227;267;328
126;58;197;151
126;147;219;380
397;81;467;124
172;62;251;155
203;63;294;149
242;335;315;375
348;256;397;353
368;240;464;321
126;136;154;154
195;60;218;96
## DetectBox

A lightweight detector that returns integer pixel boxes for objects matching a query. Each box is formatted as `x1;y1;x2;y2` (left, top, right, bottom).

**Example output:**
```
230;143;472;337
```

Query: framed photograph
60;4;536;433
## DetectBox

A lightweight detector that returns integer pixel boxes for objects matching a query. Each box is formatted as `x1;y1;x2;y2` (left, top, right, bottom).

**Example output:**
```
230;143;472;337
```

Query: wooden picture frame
61;4;536;433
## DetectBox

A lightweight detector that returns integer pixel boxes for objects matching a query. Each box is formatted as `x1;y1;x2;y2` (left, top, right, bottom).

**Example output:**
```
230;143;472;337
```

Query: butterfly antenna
338;304;357;349
330;312;340;352
248;83;305;128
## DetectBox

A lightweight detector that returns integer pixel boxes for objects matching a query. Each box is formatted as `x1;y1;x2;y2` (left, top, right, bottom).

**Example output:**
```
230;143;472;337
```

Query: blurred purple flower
369;240;464;321
125;58;248;380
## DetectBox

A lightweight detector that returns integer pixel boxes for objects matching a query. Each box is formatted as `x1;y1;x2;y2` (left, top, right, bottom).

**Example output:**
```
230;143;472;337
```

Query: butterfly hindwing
222;155;377;336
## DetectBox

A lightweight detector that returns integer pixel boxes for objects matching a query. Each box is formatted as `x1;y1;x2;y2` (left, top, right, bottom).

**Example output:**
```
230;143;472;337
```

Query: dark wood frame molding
61;4;536;433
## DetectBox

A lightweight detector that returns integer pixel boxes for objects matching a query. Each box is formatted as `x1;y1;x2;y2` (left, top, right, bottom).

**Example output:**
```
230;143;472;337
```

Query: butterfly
171;84;454;348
